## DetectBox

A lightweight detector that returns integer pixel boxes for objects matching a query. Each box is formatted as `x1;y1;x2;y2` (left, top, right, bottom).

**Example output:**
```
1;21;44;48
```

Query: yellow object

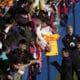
33;0;46;10
0;0;13;7
38;0;45;10
43;34;60;56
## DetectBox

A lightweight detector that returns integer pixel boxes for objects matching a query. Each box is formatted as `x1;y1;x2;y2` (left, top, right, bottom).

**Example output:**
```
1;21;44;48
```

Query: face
28;27;32;31
41;22;47;28
30;39;35;45
35;18;42;26
19;44;26;50
67;27;73;36
62;51;69;57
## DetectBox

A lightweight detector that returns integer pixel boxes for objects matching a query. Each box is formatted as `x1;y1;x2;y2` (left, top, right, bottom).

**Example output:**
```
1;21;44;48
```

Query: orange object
0;0;13;7
43;34;60;56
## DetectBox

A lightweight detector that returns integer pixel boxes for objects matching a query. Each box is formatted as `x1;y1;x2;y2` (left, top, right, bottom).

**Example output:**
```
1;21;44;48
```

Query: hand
30;60;39;64
45;43;51;52
8;75;12;80
18;64;25;71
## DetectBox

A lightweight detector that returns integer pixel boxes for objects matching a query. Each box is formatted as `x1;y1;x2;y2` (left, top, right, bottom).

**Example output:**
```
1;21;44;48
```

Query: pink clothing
58;0;69;18
32;18;37;32
29;45;42;70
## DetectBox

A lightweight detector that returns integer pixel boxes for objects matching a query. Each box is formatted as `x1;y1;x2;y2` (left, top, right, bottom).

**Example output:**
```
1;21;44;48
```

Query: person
3;15;24;47
62;25;79;50
11;39;38;80
22;21;37;48
62;25;80;79
36;16;52;52
36;15;46;50
11;39;35;66
51;48;73;80
0;46;12;80
70;40;80;80
58;0;69;27
36;15;60;56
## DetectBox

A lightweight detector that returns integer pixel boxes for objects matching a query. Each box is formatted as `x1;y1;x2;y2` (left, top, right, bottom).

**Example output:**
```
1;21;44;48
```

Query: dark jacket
11;48;34;65
61;57;73;80
62;34;79;50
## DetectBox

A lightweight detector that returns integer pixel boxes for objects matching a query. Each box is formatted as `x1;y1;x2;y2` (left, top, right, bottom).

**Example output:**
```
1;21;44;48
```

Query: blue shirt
0;52;8;60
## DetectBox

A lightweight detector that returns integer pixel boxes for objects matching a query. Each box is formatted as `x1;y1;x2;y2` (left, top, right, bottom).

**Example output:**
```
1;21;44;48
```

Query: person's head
41;16;50;28
18;39;27;50
35;15;42;26
39;10;48;17
67;25;73;36
30;38;35;46
4;15;17;27
26;21;34;30
62;48;69;57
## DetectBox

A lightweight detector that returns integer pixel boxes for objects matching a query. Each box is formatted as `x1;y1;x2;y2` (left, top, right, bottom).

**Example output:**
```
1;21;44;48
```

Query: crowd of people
0;0;80;80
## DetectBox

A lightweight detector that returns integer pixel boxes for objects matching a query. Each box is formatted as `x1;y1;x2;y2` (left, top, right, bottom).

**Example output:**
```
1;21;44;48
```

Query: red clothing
50;12;56;32
29;45;42;69
37;47;42;70
70;0;75;4
32;18;37;32
58;0;69;18
29;46;42;80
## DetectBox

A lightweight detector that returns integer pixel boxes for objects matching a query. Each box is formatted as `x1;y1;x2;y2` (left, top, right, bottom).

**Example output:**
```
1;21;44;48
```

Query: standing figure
51;48;73;80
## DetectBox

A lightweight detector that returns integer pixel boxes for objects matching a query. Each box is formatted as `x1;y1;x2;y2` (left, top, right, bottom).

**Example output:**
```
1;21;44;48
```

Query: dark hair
51;5;56;12
26;21;34;28
39;10;48;16
4;15;15;24
77;37;80;44
62;48;69;52
41;16;50;26
18;39;27;45
36;15;43;20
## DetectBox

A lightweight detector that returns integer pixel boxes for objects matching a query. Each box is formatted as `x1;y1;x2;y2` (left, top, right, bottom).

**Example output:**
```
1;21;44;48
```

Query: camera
70;42;76;48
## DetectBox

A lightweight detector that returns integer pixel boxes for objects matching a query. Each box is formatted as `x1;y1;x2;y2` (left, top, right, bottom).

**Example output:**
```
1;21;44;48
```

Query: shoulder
73;34;79;37
62;35;68;40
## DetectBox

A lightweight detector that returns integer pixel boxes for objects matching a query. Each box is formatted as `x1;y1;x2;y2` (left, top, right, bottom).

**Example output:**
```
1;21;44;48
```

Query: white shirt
36;25;52;48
